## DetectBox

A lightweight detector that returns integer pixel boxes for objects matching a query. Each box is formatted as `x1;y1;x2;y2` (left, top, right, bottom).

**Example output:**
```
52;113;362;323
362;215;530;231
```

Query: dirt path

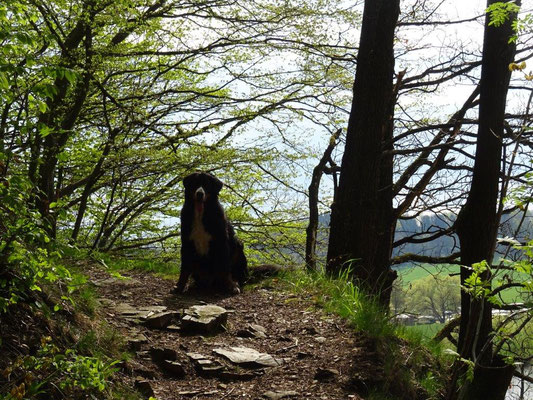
90;266;367;400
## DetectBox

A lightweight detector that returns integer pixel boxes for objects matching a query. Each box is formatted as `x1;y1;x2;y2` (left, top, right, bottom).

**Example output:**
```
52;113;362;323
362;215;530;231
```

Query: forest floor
88;264;375;400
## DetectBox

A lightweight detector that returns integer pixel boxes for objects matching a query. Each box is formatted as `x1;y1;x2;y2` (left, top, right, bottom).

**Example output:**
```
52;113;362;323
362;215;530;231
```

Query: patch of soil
91;266;368;400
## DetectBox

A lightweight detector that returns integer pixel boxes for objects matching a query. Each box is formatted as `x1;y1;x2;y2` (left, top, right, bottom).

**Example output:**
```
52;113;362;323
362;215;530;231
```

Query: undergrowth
0;303;137;400
0;253;142;400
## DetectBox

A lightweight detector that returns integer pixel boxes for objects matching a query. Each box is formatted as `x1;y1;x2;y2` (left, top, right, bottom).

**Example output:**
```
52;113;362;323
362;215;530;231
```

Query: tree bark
449;1;520;398
458;356;515;400
306;129;341;271
326;0;400;307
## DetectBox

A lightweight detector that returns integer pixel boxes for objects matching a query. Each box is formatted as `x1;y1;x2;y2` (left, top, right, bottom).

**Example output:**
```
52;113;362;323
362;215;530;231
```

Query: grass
62;245;181;278
395;263;459;285
279;268;396;339
0;295;136;400
278;267;451;351
75;323;128;361
395;262;529;303
97;253;180;278
404;323;444;338
75;285;99;317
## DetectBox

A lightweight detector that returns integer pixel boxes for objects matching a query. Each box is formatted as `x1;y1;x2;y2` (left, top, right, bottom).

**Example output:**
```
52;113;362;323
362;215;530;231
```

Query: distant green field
405;322;444;338
396;263;459;285
394;263;529;303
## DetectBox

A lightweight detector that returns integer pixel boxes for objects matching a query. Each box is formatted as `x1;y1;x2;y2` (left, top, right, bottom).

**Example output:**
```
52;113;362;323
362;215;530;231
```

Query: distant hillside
318;211;533;261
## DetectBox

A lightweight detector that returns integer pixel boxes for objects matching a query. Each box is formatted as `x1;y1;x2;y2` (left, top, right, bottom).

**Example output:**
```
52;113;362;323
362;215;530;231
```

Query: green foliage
403;323;445;340
73;284;99;317
463;261;492;299
395;263;527;305
0;171;71;312
419;371;440;396
1;0;355;266
487;1;520;28
407;275;461;323
486;1;532;44
396;264;460;285
1;337;118;399
514;12;533;41
458;254;532;364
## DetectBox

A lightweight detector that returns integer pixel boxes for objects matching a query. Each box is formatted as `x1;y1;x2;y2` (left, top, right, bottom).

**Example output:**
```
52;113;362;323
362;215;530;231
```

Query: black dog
173;172;248;294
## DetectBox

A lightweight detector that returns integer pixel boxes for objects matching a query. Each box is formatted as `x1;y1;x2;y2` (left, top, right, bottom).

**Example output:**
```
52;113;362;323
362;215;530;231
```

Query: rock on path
213;346;282;368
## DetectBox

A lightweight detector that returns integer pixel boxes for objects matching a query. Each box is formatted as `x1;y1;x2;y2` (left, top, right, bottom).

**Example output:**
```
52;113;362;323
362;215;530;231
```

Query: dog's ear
182;173;198;189
209;174;223;194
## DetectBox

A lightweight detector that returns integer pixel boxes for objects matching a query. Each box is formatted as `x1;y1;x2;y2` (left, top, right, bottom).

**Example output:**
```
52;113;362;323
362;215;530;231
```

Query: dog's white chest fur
189;208;212;256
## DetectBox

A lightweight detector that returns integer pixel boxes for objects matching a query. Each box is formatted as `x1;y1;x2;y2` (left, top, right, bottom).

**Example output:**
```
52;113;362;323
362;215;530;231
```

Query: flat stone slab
97;298;115;307
150;347;178;362
113;303;167;321
127;332;148;350
186;352;262;380
236;323;267;339
263;391;299;400
213;346;281;368
181;305;228;334
134;379;154;397
93;277;140;287
159;360;186;378
144;311;181;329
314;367;339;382
186;352;225;376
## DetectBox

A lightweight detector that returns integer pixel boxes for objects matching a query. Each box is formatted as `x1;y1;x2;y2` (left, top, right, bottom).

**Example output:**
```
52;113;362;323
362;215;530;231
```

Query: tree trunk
326;0;400;307
33;11;94;236
306;129;340;271
450;1;519;398
458;356;515;400
71;128;118;242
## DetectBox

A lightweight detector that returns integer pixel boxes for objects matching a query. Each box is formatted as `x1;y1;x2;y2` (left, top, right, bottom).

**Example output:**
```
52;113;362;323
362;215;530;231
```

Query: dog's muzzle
195;186;206;202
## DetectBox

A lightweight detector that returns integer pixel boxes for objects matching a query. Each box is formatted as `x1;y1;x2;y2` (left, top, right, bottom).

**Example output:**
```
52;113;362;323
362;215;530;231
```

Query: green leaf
39;124;53;137
0;72;8;89
443;348;460;358
487;1;520;27
64;69;77;84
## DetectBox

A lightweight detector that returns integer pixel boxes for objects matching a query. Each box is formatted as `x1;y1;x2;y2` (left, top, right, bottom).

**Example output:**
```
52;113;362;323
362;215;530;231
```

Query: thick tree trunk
450;1;519;398
326;0;400;307
458;356;515;400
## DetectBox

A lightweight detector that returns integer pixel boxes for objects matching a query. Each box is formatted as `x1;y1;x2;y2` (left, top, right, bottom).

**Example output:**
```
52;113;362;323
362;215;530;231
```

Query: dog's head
183;172;223;204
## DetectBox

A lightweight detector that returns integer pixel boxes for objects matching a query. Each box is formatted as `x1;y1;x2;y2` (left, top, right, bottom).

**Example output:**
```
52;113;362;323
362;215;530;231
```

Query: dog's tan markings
190;205;212;256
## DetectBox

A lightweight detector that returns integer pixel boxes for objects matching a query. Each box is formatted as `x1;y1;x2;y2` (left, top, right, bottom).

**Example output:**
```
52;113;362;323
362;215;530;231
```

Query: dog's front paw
171;284;185;294
222;277;241;295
